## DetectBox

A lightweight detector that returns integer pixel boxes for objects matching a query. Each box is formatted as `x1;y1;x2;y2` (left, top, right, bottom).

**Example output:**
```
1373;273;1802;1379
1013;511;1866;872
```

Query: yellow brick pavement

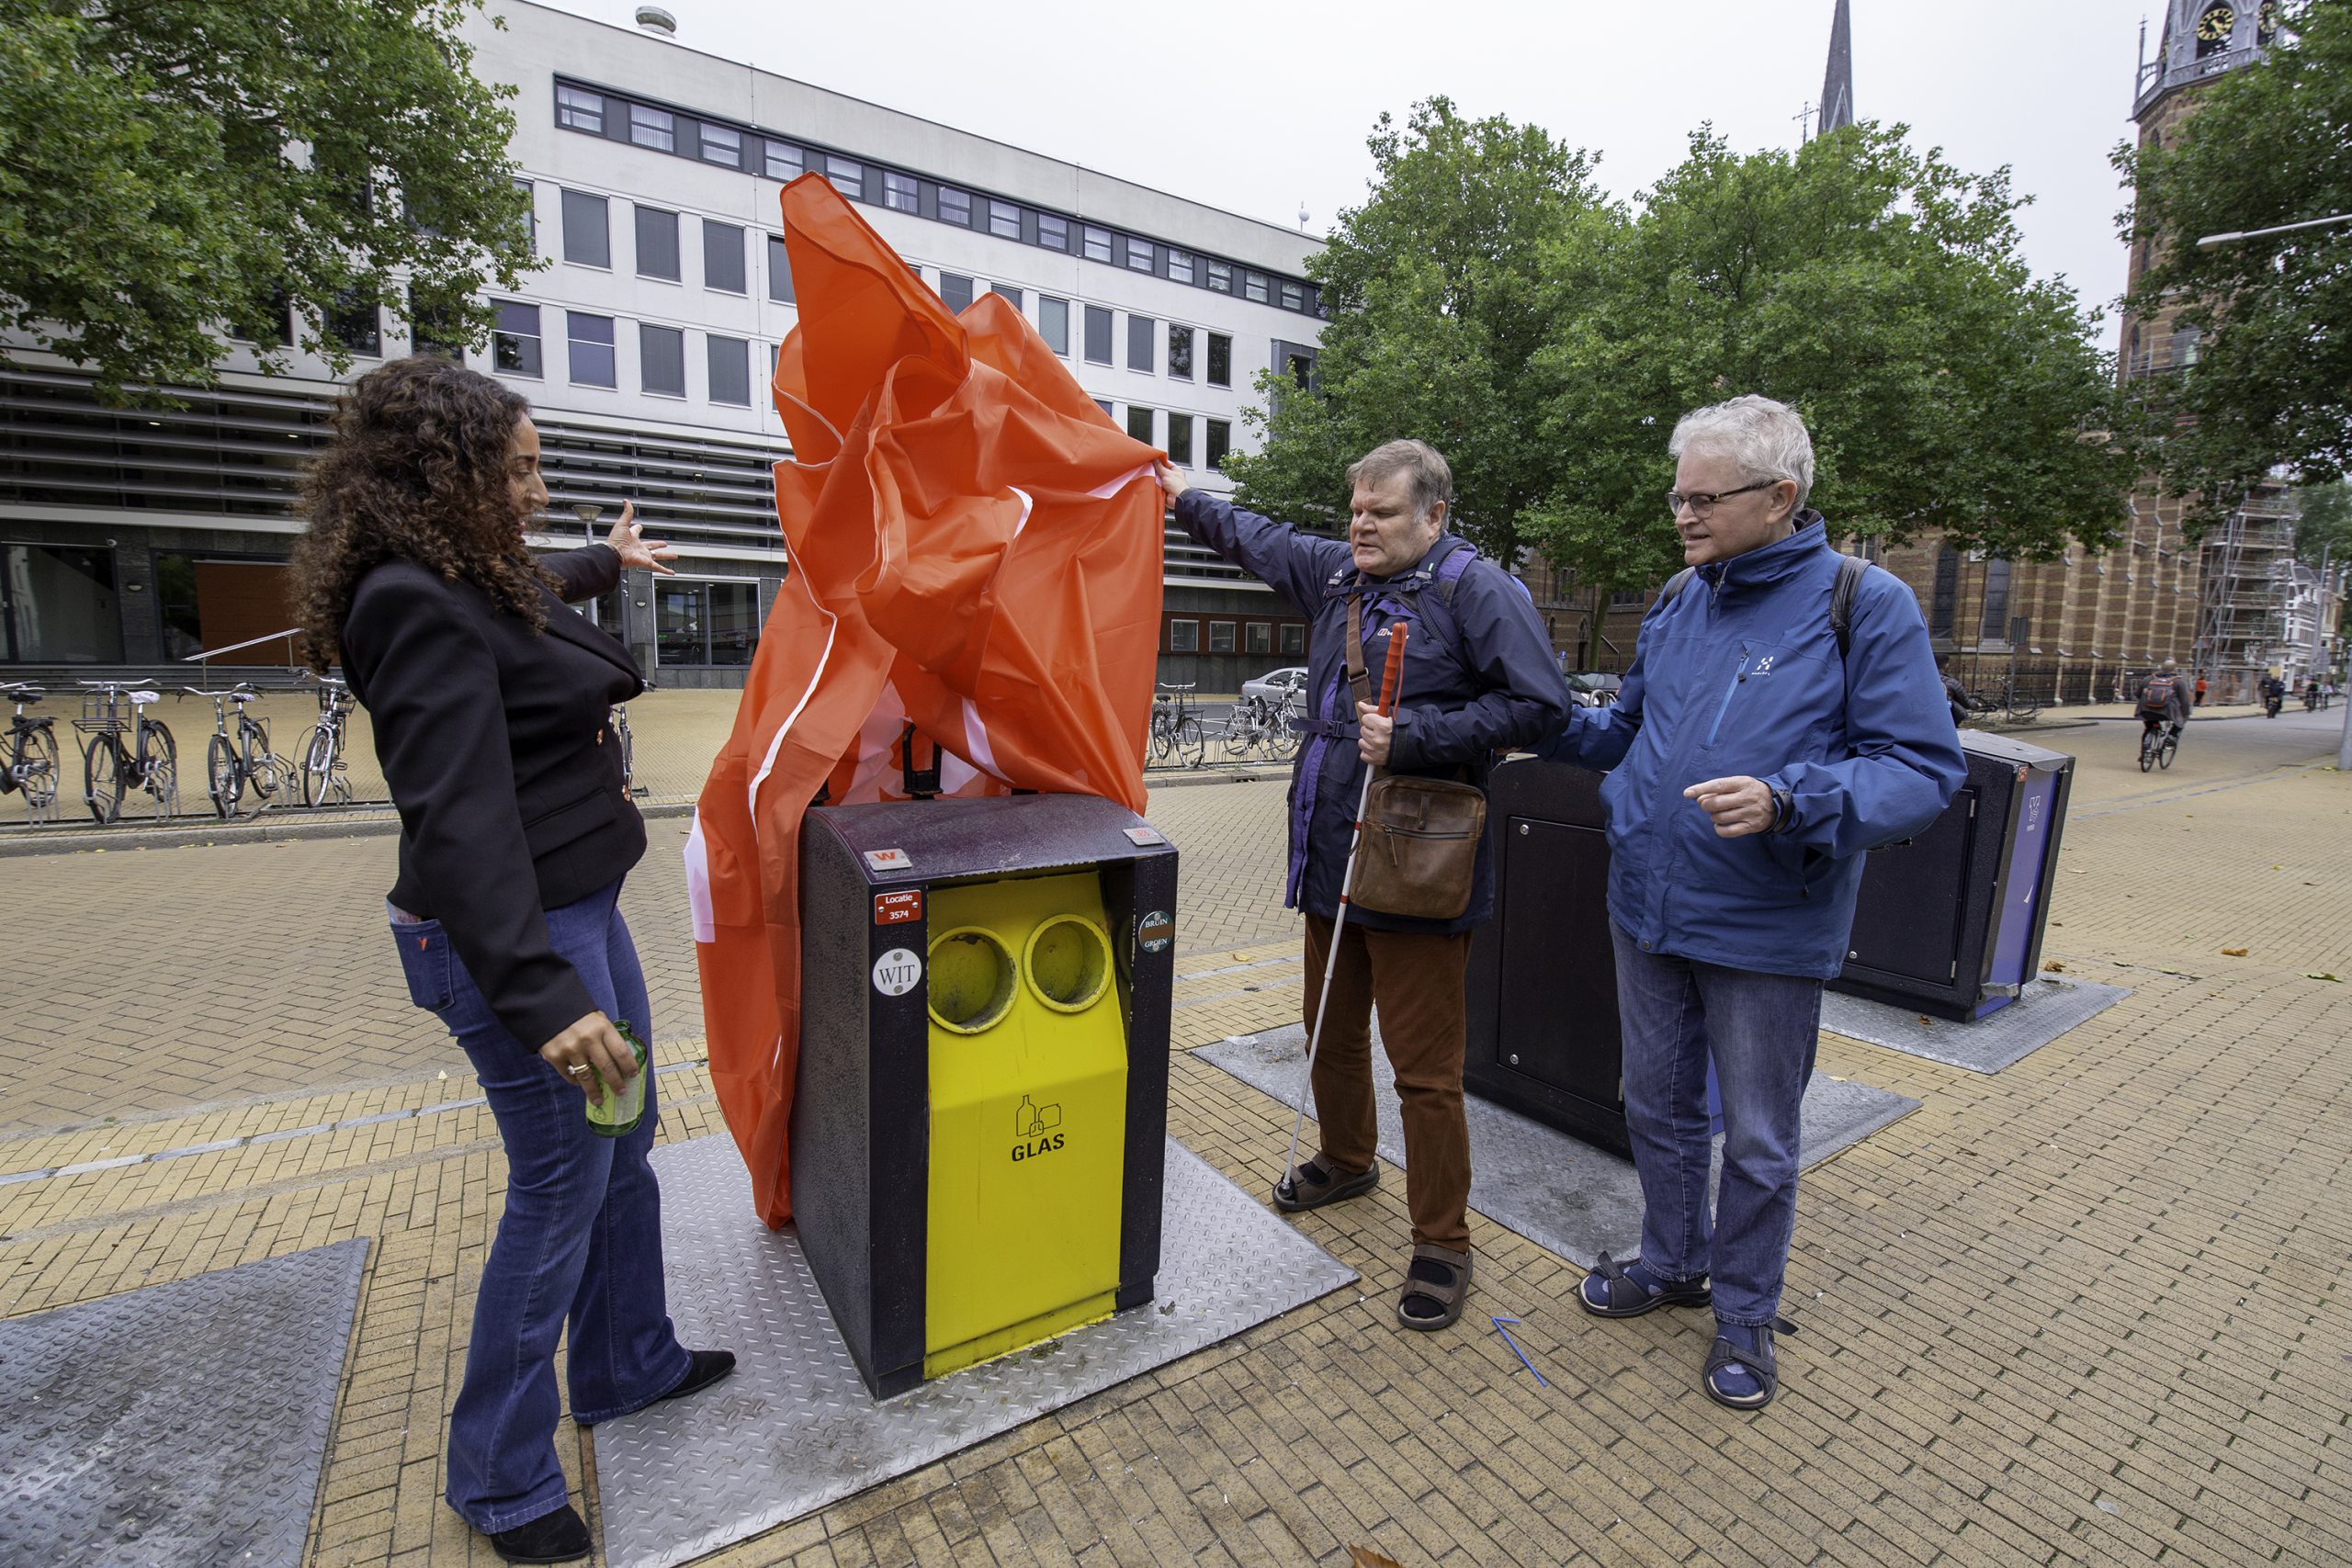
3;709;2349;1564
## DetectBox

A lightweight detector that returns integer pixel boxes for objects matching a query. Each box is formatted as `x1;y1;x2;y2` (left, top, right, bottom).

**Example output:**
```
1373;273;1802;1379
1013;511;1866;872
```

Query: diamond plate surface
594;1134;1357;1568
1199;1024;1918;1270
0;1237;368;1568
1821;976;2128;1073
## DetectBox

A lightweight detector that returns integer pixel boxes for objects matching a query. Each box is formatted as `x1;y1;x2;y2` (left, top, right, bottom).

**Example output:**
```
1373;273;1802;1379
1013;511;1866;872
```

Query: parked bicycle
614;702;636;796
2138;720;2180;773
188;683;288;818
1;682;61;823
1211;692;1298;764
1148;683;1207;769
1969;678;2041;724
74;681;178;823
299;671;356;808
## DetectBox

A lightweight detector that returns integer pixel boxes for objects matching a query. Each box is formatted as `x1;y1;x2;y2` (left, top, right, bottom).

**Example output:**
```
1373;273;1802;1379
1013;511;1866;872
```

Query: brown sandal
1396;1243;1471;1331
1272;1156;1378;1213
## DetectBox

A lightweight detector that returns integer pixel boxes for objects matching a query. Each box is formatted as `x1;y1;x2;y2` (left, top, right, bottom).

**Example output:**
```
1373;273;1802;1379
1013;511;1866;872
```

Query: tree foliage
2120;0;2352;507
0;0;536;400
2294;480;2352;566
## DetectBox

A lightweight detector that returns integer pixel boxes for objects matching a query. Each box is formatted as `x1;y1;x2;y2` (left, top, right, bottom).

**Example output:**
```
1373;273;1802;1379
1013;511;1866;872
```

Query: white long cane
1280;622;1412;1195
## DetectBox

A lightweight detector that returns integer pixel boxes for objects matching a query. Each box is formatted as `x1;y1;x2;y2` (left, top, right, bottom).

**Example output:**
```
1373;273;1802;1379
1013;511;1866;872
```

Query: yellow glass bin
792;795;1177;1398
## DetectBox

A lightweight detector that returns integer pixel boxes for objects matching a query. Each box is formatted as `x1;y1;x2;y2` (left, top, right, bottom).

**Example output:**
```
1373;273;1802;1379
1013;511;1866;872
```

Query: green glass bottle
586;1019;650;1137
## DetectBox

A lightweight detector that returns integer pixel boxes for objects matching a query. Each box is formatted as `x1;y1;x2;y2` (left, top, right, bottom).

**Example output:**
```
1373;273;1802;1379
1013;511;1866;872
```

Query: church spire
1819;0;1856;135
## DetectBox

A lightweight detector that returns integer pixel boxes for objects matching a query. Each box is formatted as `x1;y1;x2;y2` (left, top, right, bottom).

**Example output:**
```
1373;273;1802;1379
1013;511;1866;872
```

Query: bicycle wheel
1269;707;1299;760
2138;733;2155;773
207;732;241;818
301;725;334;807
20;726;59;817
1148;715;1174;765
618;718;635;794
140;721;177;818
1212;716;1251;765
85;735;124;823
1176;715;1207;769
2159;732;2178;770
245;723;280;803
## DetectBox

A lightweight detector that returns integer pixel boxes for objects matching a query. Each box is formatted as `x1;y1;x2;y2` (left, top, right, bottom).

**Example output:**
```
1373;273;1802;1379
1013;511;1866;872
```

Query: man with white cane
1158;443;1566;1330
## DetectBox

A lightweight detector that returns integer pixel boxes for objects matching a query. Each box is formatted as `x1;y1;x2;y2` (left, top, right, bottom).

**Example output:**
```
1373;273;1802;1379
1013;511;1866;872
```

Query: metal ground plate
1821;976;2128;1073
0;1237;368;1568
593;1134;1357;1568
1197;1026;1917;1270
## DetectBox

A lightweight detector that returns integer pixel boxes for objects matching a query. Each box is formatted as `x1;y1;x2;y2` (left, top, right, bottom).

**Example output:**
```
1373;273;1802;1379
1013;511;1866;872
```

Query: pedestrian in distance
289;357;734;1565
1157;441;1568;1331
1538;395;1964;1411
2194;671;2209;707
1934;653;1973;727
2262;670;2287;716
2137;660;2191;750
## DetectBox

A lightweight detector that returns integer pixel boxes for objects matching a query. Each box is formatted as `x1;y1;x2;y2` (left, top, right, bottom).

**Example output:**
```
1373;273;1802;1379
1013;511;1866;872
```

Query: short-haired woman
291;355;732;1564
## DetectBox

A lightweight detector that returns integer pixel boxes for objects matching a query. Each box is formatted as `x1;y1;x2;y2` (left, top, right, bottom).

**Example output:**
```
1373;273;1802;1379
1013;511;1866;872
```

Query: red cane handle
1377;623;1409;717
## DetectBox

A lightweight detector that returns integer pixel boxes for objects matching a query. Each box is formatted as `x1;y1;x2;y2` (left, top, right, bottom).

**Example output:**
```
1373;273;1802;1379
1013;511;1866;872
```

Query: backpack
1657;553;1871;658
2138;673;2179;715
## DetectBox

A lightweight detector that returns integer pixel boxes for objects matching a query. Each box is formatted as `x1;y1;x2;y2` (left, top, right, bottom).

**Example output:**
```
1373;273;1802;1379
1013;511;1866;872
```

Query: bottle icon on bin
1014;1096;1062;1138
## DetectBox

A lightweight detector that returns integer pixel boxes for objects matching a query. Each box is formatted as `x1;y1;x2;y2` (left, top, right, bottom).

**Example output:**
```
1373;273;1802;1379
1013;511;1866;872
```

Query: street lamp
2195;212;2352;248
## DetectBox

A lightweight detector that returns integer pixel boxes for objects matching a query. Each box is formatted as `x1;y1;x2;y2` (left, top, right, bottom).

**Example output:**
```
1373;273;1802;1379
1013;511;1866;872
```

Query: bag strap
1343;592;1374;714
1657;554;1867;659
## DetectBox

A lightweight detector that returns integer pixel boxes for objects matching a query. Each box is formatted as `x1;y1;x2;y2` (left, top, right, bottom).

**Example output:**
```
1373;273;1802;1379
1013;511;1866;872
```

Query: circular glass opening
928;927;1016;1033
1023;915;1112;1013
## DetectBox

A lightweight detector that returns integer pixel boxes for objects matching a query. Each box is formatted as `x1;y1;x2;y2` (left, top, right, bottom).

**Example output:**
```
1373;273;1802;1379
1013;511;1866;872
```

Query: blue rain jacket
1541;515;1966;978
1175;491;1569;933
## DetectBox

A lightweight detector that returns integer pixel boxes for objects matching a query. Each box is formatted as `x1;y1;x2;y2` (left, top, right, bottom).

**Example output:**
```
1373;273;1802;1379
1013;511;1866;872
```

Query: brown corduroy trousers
1301;912;1475;1253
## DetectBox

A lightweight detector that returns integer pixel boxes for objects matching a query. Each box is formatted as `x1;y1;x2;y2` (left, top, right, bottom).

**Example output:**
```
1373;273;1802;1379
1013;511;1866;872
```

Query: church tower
1818;0;1855;136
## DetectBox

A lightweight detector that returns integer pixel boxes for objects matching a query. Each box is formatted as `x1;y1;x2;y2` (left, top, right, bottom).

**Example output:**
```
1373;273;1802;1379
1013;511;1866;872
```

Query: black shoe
659;1348;736;1405
489;1505;590;1565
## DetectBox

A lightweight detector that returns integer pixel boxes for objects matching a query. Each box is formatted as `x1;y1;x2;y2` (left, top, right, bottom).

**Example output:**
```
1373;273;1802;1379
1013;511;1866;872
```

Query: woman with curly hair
291;355;733;1564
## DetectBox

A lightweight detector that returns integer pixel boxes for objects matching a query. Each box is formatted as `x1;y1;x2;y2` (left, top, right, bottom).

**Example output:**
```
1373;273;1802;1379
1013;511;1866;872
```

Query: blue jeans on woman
1609;921;1823;1327
393;877;692;1534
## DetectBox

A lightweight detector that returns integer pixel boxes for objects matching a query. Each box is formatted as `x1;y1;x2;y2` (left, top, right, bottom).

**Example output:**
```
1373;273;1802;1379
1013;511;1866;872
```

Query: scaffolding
2192;489;2301;701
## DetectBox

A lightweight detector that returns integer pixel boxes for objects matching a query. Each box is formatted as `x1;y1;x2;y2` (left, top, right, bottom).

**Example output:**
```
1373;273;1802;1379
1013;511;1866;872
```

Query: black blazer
342;544;646;1048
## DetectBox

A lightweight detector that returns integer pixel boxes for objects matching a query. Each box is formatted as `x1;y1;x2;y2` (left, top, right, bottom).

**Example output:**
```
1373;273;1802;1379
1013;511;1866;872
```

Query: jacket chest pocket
1703;644;1790;749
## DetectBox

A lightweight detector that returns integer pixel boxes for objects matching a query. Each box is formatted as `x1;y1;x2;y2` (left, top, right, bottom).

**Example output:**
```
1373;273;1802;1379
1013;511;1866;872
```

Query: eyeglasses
1666;479;1774;518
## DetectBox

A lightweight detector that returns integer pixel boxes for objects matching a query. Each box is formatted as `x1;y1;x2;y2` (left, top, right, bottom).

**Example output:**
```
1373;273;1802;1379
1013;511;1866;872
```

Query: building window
629;104;674;152
989;199;1021;239
1205;418;1231;469
492;300;542;376
700;123;741;168
512;176;536;254
707;334;752;405
1169;325;1194;379
1127;315;1154;372
1208;621;1235;653
937;186;971;226
640;323;685;397
705;220;746;293
1126;406;1153;444
940;273;974;312
635;205;680;281
1931;546;1959;639
1093;398;1114;418
884;172;919;212
1036;213;1069;251
767;235;795;303
1082;225;1113;263
1167;412;1193;466
1207;333;1231;388
1168;250;1195;286
326;291;379;356
1040;296;1069;355
0;544;121;662
1243;272;1270;303
1280;281;1305;311
825;155;865;199
1279;623;1305;655
1083;305;1113;364
764;141;803;181
556;85;605;133
1205;260;1232;293
1246;622;1271;654
409;286;462;358
656;579;762;667
989;283;1023;311
1169;619;1199;652
567;311;616;387
1125;236;1154;272
1978;558;2012;642
560;189;609;267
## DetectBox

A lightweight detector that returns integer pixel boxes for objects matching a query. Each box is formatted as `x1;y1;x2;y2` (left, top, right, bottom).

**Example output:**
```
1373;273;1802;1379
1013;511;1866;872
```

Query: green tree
2295;481;2352;566
2120;0;2352;510
1532;125;2141;664
1221;98;1605;570
0;0;536;400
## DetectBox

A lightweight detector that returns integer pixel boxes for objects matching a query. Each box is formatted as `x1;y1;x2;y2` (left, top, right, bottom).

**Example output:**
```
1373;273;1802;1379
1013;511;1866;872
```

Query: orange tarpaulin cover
685;175;1163;1227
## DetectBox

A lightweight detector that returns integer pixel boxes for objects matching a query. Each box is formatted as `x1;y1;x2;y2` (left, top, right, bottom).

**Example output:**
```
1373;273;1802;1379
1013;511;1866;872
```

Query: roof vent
635;6;677;38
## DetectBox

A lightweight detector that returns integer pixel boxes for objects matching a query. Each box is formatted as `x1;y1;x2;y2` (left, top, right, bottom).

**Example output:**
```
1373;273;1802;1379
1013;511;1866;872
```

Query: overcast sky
535;0;2160;340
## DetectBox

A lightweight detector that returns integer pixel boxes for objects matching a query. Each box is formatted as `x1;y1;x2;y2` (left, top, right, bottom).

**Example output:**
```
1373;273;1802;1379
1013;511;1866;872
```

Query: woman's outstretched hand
606;501;678;576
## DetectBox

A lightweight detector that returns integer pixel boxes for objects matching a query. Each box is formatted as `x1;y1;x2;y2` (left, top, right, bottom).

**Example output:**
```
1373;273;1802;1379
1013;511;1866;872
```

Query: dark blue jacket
1541;516;1965;978
1176;490;1569;932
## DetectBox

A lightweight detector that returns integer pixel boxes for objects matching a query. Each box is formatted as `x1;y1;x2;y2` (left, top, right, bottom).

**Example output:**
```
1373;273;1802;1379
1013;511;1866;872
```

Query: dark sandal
1396;1243;1471;1331
1577;1250;1712;1318
1272;1156;1377;1213
1703;1316;1797;1411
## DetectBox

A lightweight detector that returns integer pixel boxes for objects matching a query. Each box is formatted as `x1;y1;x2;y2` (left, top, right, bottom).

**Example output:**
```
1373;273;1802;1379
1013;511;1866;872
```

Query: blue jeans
1609;921;1822;1326
394;878;691;1533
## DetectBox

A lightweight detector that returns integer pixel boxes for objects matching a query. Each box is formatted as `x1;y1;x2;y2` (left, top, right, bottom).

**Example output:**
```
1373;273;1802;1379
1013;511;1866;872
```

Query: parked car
1565;670;1622;705
1240;666;1309;705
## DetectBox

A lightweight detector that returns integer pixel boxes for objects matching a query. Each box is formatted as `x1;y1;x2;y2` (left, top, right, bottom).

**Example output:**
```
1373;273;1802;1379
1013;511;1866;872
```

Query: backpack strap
1657;554;1866;658
1659;566;1695;606
1343;591;1374;715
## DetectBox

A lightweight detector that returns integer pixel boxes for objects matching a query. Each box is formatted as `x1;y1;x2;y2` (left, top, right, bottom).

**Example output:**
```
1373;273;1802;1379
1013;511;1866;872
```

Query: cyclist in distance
2137;660;2190;746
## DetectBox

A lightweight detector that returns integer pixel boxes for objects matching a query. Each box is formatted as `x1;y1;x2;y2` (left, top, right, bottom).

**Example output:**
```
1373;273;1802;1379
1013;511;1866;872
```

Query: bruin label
874;888;923;925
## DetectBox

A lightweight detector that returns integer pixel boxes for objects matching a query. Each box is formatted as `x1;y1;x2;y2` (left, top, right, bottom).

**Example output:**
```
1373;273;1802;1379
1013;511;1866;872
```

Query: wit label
872;947;922;997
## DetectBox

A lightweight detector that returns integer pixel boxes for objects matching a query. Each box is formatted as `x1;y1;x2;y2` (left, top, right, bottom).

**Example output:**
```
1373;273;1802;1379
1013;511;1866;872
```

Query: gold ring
566;1063;591;1076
